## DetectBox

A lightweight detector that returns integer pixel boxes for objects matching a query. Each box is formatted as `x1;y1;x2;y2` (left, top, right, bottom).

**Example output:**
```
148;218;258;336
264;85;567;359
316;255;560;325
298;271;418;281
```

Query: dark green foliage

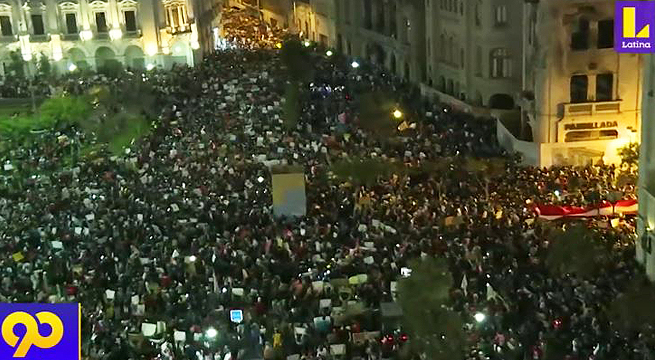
7;51;25;78
39;95;93;128
356;91;398;139
617;142;639;171
97;60;124;78
397;257;467;360
37;52;52;78
331;157;405;186
282;82;300;129
609;278;655;335
279;39;314;83
545;224;607;278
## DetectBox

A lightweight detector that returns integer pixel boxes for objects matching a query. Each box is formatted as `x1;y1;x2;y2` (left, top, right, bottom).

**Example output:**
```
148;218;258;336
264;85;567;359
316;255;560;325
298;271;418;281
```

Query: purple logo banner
0;303;80;360
615;1;655;53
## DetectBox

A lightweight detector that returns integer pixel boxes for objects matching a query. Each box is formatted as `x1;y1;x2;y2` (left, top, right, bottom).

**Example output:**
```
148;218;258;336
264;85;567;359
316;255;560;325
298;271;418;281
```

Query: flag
486;283;498;301
461;274;468;296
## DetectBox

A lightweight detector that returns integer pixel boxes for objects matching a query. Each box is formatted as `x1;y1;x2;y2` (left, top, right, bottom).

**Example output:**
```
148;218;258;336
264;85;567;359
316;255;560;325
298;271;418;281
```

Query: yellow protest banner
12;252;24;262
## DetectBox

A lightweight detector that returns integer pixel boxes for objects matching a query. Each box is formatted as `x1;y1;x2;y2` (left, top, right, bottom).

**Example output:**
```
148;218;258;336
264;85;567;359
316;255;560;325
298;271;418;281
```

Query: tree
463;157;506;200
617;142;639;173
356;90;398;140
605;190;623;216
279;39;314;84
545;224;607;278
609;278;655;335
37;53;52;79
397;257;467;360
6;51;25;78
331;157;405;186
282;82;300;129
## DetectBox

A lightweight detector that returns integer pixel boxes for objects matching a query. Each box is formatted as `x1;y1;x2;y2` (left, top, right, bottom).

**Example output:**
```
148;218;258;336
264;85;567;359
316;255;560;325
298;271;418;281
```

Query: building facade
521;0;641;167
637;53;655;281
424;0;523;108
333;0;426;84
293;0;335;47
0;0;220;75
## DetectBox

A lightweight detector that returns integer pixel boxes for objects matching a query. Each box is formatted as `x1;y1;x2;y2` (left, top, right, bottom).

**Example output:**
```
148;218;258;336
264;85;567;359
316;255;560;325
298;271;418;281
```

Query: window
440;34;446;60
596;73;613;101
571;18;589;50
427;39;431;57
598;19;614;49
565;130;618;142
171;8;180;28
460;48;464;68
570;75;588;103
124;10;137;32
448;36;454;63
364;0;372;29
319;34;327;45
494;5;507;26
65;13;78;34
95;12;108;33
476;46;482;76
0;15;12;36
490;48;511;78
31;15;44;35
475;3;481;26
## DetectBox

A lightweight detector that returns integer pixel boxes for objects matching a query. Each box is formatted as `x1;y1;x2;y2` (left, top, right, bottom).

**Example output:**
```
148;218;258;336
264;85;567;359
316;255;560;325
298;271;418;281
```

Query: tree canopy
545;224;608;278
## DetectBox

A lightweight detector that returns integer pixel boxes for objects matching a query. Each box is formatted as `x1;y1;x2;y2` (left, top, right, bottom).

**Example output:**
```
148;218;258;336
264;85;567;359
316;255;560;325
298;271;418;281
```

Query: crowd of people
0;6;653;360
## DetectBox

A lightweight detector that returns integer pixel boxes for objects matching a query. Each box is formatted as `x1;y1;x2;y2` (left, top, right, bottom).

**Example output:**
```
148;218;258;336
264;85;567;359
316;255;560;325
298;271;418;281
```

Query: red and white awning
534;199;638;220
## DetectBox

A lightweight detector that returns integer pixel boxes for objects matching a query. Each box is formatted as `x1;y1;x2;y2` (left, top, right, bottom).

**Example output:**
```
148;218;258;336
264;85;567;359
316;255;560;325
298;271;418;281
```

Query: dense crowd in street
0;6;653;360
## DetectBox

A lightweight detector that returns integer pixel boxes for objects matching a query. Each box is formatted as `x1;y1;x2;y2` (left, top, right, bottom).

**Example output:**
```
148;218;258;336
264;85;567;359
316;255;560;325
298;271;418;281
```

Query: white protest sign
51;241;63;249
105;290;115;300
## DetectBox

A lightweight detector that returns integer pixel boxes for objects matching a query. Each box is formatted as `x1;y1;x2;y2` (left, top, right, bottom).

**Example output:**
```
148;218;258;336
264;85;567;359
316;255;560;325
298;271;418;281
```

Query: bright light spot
554;190;560;197
326;50;333;57
191;41;200;50
109;28;123;40
276;42;282;49
22;53;32;61
351;61;360;68
53;52;63;61
146;63;155;71
393;109;403;119
80;30;93;41
205;328;217;338
257;176;264;183
68;64;77;72
303;40;311;47
474;312;486;323
189;255;197;262
146;44;158;56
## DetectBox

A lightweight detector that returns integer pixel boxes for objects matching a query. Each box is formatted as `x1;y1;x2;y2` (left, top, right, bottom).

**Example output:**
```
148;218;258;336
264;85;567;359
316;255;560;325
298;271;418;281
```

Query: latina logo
615;1;655;53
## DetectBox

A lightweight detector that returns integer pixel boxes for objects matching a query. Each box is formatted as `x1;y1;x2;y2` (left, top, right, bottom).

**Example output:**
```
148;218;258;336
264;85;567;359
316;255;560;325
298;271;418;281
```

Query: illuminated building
520;0;641;166
637;53;655;281
0;0;221;73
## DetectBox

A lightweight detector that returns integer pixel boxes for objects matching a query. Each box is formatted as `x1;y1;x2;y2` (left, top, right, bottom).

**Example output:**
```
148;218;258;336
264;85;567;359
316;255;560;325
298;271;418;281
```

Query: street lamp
393;109;403;119
205;327;217;339
189;255;197;262
146;63;155;71
351;61;360;68
474;312;486;323
326;50;333;57
68;64;77;72
303;40;311;47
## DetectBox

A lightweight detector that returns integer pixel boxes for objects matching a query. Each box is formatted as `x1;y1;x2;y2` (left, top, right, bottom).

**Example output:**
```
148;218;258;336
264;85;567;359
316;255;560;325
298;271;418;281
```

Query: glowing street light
393;109;403;119
68;64;77;72
275;42;282;49
474;312;486;323
326;50;333;57
189;255;197;262
303;40;311;47
146;63;155;71
351;61;360;68
205;327;217;339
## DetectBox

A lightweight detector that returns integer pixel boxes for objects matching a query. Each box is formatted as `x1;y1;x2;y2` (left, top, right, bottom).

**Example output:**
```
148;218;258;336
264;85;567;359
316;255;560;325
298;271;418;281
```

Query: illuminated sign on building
564;121;619;131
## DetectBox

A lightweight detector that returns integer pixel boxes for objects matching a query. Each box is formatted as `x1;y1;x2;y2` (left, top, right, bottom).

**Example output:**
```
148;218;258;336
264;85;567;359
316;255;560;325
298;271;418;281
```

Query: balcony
124;29;142;38
563;100;621;117
62;33;80;41
0;34;17;43
30;34;50;42
95;32;110;40
167;24;192;35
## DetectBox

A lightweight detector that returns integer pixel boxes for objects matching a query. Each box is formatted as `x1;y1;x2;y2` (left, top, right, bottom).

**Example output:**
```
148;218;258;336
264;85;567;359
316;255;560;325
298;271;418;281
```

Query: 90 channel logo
0;304;80;359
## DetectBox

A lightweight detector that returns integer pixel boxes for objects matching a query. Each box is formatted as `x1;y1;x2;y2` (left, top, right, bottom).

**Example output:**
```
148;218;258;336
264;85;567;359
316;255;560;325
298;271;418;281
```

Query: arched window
448;36;454;64
490;48;511;78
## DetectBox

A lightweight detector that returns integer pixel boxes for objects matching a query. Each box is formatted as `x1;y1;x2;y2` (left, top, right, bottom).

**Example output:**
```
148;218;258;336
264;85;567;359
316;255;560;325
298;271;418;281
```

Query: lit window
494;5;507;26
490;48;511;78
